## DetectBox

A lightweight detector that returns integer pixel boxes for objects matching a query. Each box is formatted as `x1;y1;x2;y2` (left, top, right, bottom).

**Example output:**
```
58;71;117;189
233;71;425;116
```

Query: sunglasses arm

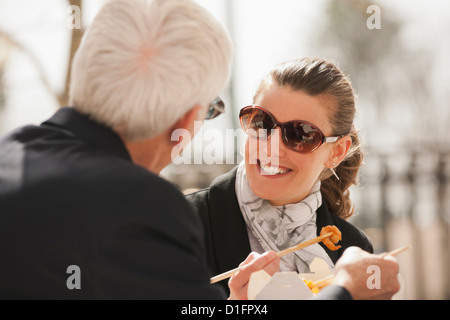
323;135;344;144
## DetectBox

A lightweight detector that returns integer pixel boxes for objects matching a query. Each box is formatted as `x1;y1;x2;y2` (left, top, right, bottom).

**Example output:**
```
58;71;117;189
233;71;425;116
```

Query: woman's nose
265;128;286;159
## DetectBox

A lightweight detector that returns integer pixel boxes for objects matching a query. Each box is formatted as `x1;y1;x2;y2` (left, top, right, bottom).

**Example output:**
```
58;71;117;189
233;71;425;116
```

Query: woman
186;58;373;295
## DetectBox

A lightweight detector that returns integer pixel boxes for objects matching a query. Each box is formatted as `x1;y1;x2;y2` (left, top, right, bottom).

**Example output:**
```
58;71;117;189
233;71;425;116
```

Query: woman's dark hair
253;58;363;219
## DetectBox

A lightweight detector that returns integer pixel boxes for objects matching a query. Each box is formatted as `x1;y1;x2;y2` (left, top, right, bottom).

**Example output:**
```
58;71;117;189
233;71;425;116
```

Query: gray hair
69;0;233;141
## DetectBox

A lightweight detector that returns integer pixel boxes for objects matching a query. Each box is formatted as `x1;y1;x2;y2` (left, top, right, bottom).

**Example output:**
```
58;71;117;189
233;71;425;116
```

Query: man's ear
169;104;204;137
328;136;352;166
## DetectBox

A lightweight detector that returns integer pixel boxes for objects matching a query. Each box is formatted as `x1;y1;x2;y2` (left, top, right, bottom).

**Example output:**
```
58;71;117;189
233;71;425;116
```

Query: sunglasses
239;105;343;153
205;97;225;120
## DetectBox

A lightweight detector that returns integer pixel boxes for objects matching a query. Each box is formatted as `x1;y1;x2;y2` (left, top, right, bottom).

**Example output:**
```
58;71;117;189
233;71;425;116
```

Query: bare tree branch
0;29;58;105
0;1;86;108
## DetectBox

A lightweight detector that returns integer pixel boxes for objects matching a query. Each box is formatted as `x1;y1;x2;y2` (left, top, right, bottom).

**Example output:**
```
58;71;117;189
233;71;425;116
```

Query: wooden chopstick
210;265;245;284
312;274;335;290
311;245;412;290
276;232;332;257
380;245;411;259
210;232;333;284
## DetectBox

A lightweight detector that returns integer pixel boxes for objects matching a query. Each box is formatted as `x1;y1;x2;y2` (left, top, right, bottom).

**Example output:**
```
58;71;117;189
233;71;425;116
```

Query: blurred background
0;0;449;299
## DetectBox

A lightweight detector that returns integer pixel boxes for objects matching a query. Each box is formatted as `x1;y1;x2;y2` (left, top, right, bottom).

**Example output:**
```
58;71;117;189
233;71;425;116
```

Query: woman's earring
330;163;340;180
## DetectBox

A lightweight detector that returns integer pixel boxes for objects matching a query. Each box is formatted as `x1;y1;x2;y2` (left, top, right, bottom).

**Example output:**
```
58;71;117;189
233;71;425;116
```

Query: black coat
186;166;373;294
0;107;224;299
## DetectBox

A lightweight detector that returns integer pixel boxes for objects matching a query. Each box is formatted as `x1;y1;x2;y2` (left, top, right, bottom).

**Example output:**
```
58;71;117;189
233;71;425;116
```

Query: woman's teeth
259;162;291;175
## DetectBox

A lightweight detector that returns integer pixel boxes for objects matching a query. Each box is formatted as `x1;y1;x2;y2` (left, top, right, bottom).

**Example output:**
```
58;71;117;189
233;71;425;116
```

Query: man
0;0;232;299
0;0;399;300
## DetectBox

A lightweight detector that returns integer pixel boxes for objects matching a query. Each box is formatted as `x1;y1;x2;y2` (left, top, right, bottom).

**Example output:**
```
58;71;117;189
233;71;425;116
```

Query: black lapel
207;167;252;273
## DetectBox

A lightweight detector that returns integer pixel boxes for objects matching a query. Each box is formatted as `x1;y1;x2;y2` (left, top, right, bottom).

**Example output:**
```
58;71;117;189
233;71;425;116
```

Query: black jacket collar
207;166;341;270
41;107;131;161
207;166;251;272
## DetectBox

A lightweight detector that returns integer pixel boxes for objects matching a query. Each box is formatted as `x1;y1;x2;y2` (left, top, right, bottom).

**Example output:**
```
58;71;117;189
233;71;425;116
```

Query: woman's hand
228;251;280;300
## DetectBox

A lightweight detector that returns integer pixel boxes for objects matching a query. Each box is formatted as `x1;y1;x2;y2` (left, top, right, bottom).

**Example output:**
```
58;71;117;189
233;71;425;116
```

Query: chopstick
276;232;332;257
380;245;411;259
311;245;411;290
210;232;333;284
311;274;335;290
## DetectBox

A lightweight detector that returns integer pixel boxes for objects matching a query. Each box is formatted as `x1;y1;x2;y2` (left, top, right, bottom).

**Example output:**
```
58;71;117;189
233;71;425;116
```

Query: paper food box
248;257;406;300
248;257;333;300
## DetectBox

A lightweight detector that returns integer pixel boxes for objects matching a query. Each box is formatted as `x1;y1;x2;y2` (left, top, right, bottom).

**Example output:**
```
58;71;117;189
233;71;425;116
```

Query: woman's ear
327;135;352;167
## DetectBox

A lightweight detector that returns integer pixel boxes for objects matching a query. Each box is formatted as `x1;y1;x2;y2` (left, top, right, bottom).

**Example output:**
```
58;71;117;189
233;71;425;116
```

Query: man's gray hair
69;0;233;141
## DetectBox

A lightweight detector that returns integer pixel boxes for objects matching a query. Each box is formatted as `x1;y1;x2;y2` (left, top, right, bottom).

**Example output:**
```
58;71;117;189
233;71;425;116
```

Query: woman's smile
257;159;293;176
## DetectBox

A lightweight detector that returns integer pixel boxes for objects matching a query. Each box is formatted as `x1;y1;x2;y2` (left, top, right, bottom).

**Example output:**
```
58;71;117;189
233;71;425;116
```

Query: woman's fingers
263;252;280;276
238;251;259;267
228;251;280;300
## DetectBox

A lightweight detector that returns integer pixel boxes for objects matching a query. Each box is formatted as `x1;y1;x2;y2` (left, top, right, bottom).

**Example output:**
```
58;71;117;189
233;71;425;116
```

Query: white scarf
235;161;334;273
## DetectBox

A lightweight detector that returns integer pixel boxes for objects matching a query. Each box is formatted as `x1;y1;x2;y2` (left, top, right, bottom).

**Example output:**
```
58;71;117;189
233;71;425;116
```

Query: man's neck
123;134;171;174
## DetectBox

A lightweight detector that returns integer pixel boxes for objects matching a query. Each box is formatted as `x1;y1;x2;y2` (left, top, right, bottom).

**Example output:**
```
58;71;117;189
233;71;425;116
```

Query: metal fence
352;149;450;299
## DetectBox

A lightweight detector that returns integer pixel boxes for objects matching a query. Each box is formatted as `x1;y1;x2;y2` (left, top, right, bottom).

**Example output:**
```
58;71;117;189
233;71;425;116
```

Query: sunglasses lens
283;122;323;153
205;97;225;120
240;106;325;153
205;107;219;120
240;108;274;137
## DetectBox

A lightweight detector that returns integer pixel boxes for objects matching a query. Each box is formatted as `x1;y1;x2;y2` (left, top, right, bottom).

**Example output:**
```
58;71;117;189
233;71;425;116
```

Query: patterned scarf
235;161;334;272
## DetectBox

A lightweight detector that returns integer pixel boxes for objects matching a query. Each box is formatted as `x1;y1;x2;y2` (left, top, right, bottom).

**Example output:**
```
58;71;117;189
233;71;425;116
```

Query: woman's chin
247;170;289;203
